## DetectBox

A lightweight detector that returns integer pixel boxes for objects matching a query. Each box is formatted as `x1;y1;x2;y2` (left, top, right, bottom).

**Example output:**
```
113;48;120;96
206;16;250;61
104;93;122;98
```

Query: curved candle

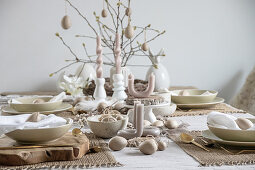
96;36;103;78
117;104;144;139
114;33;122;74
128;73;155;98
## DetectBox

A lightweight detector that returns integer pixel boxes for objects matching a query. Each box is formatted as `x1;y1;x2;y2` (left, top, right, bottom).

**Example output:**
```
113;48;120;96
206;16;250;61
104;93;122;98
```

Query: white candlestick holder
112;74;127;101
93;78;107;101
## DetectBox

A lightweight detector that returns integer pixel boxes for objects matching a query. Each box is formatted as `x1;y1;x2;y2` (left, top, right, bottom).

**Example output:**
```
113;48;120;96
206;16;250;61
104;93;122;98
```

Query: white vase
146;49;170;91
110;66;131;87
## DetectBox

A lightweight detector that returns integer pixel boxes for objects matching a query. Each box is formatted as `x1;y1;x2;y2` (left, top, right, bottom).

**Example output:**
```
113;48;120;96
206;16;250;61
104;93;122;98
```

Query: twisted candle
114;33;122;74
96;35;103;78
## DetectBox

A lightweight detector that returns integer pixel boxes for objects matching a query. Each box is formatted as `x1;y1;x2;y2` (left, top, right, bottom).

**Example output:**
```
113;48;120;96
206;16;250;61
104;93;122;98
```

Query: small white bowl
208;119;255;142
9;96;62;112
5;118;72;144
87;115;128;139
171;89;218;104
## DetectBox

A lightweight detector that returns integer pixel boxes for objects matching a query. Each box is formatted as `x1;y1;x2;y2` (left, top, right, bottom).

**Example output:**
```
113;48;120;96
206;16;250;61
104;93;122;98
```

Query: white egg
109;136;127;151
165;118;179;129
151;120;164;127
125;24;134;39
235;118;253;130
179;90;190;96
139;139;158;155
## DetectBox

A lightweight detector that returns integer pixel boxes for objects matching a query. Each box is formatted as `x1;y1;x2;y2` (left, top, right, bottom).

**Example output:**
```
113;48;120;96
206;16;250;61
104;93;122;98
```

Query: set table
0;91;254;170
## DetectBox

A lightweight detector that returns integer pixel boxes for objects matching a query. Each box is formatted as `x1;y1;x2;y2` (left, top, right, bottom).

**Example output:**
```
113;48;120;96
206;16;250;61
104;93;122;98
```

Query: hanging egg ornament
125;24;134;39
61;15;72;30
125;8;132;16
141;43;149;51
101;9;107;18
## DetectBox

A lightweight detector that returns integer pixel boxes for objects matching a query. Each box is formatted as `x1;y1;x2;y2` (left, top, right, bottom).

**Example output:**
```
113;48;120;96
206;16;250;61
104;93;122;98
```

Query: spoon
180;133;210;152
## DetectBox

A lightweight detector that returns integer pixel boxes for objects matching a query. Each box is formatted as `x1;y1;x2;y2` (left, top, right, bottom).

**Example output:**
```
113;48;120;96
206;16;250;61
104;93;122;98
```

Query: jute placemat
169;103;246;117
168;131;255;166
0;133;122;170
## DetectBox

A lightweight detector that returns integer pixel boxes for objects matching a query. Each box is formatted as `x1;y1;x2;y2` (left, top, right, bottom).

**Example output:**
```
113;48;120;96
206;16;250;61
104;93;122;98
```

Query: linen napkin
207;111;240;129
0;114;67;136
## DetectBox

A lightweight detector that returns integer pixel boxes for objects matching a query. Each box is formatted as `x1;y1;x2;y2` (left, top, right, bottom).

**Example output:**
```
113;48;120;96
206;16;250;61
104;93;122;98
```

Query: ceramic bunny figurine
146;48;170;91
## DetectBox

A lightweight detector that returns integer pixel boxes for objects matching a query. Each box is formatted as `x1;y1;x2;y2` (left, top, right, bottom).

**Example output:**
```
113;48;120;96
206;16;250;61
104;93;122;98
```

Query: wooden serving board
0;133;90;166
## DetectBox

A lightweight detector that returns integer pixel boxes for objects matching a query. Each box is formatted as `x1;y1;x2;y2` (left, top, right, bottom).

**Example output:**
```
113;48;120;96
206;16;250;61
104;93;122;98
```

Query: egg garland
164;118;179;129
109;136;128;151
235;118;253;130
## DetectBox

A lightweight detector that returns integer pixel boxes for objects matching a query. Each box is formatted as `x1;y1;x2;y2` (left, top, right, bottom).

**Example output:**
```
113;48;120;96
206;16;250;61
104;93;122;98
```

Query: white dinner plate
176;97;224;109
202;130;255;147
1;103;72;115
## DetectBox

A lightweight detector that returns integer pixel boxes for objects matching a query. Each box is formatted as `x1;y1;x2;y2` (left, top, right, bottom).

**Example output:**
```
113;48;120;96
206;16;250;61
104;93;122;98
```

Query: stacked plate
171;89;224;109
2;96;72;115
203;118;255;147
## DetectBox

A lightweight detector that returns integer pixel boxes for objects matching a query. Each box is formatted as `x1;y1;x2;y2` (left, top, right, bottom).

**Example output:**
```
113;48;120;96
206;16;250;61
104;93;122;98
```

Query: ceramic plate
2;103;72;115
202;130;255;147
176;97;224;109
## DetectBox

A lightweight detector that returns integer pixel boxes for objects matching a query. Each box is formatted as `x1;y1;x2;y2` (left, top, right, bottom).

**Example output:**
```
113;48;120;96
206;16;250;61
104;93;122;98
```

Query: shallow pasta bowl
208;118;255;142
9;96;62;112
171;89;218;104
5;118;72;144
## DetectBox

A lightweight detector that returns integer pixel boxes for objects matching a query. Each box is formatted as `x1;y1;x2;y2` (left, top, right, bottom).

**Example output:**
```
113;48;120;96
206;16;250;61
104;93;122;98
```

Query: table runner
168;131;255;166
0;133;122;170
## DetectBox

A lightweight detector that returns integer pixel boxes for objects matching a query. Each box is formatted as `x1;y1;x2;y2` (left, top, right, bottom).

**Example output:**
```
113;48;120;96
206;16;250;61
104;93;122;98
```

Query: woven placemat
169;103;246;117
0;133;122;170
168;131;255;166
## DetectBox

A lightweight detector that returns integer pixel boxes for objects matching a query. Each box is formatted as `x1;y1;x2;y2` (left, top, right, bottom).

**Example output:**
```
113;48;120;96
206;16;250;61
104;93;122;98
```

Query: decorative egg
144;120;151;127
97;102;108;113
165;118;179;129
32;98;45;104
141;43;149;51
125;24;134;39
26;112;41;122
109;136;127;151
125;8;132;16
114;103;124;110
151;120;164;127
157;141;167;151
139;139;158;155
179;90;190;96
235;118;253;130
61;15;72;30
101;9;107;18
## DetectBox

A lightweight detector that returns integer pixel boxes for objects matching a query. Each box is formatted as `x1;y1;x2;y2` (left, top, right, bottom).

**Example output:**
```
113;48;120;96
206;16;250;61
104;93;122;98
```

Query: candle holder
118;103;144;139
93;78;107;101
112;73;127;101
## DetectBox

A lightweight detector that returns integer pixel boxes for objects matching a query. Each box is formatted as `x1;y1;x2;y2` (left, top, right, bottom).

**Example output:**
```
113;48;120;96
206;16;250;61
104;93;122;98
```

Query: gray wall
1;0;255;102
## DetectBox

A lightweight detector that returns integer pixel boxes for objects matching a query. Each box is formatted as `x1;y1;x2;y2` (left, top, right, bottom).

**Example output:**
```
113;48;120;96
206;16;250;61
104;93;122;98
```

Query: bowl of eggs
171;89;218;104
208;118;255;142
87;114;128;139
9;96;62;112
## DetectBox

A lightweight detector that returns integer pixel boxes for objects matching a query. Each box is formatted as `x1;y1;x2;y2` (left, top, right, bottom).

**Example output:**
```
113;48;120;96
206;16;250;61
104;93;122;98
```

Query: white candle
96;35;103;78
114;33;122;74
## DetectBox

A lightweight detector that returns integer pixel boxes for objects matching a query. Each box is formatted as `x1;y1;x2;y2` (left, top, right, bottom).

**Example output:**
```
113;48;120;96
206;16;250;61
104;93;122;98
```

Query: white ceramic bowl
5;118;72;144
9;96;62;112
87;115;128;139
171;89;218;104
153;91;171;103
208;119;255;142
